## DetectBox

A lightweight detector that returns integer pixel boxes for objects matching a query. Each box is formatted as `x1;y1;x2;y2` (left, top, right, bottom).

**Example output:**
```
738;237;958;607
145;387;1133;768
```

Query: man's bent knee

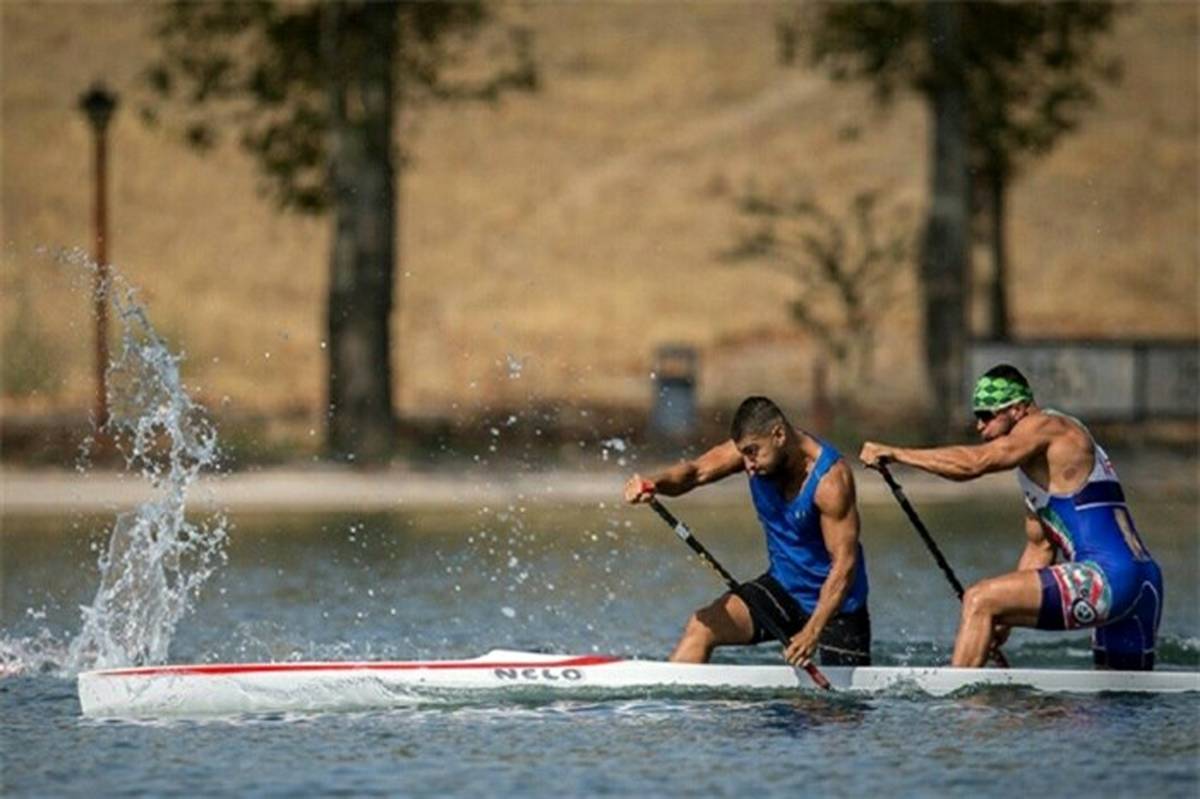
684;596;753;648
962;583;994;619
682;612;717;644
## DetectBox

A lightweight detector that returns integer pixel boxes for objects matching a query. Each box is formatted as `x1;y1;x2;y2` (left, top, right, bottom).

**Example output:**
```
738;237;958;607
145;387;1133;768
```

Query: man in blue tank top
624;396;870;667
860;364;1163;670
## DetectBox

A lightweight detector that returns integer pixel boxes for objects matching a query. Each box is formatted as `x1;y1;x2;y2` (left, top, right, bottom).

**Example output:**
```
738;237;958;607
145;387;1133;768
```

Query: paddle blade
804;663;832;690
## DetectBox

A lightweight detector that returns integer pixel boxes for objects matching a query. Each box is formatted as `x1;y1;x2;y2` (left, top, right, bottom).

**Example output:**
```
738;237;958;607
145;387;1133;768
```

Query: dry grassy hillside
2;2;1196;433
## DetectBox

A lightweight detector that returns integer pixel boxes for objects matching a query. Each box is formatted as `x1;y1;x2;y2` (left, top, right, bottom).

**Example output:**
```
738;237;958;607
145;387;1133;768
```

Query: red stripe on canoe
95;655;622;678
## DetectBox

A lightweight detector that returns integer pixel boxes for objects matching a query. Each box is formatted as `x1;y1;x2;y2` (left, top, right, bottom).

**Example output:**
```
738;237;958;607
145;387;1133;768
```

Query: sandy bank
4;449;1195;516
0;464;1064;516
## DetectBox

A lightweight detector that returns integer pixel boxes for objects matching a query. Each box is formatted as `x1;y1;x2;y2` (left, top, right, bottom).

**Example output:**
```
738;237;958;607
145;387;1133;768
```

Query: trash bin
650;345;697;439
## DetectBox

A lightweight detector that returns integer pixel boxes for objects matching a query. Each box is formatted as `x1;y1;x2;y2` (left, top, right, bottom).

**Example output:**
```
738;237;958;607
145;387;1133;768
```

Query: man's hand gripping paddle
873;460;1011;669
643;494;833;690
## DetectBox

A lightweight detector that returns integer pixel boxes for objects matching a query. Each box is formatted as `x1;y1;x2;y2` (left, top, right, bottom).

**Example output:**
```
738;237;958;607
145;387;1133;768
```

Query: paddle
874;460;1011;669
644;496;833;690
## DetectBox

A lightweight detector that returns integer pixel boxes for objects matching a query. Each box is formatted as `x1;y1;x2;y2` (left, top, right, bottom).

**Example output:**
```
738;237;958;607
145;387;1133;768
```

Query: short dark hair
981;363;1030;388
730;396;789;441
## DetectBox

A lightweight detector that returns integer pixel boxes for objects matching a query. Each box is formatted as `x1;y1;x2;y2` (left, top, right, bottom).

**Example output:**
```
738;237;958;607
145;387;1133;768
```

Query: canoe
78;649;1200;717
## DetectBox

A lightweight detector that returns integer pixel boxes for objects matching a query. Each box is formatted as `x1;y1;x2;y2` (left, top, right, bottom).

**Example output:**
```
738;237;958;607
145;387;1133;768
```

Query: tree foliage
142;1;536;213
803;1;1120;180
141;1;537;461
726;185;912;390
797;2;1120;340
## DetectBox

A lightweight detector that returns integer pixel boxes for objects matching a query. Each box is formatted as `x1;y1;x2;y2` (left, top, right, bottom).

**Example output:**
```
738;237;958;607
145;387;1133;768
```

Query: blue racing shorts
1036;559;1163;670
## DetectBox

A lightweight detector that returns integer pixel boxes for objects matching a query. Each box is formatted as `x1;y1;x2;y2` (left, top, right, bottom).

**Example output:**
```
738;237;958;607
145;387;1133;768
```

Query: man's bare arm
1017;511;1056;571
783;463;859;666
860;417;1051;481
624;440;743;503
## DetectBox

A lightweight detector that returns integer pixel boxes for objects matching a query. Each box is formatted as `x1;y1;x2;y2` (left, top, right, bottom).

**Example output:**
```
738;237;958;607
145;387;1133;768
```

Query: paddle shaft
875;461;1011;669
646;498;833;690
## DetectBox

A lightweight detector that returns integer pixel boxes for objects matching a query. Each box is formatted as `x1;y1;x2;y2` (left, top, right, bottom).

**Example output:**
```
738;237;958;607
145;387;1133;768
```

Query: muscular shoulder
998;410;1061;454
1036;412;1096;483
1014;409;1058;436
813;459;857;518
1016;410;1088;453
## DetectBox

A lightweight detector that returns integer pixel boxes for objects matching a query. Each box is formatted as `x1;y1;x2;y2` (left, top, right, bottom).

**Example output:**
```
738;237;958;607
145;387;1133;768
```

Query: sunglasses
974;409;998;423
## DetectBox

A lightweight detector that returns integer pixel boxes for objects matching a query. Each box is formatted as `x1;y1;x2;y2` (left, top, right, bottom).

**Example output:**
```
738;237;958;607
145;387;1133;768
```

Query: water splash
0;628;71;677
53;249;229;671
600;437;628;466
504;353;526;380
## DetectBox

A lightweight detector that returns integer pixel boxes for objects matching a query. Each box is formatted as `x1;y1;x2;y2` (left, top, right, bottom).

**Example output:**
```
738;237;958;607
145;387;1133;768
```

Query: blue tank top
1016;410;1155;573
748;439;869;614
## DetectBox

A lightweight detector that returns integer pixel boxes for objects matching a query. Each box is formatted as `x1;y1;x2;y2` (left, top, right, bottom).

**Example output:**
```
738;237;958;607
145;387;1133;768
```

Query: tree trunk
322;1;398;463
987;167;1011;341
919;2;971;438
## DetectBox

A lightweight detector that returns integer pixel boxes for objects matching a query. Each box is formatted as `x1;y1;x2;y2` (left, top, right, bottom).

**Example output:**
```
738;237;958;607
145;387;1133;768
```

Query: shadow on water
750;695;872;738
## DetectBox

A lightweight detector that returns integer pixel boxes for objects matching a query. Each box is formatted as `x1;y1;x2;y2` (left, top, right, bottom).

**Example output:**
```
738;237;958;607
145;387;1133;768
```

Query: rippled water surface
3;497;1198;796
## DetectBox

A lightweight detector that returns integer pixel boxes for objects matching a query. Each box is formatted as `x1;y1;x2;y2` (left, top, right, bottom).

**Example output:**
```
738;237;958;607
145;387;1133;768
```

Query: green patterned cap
972;374;1033;411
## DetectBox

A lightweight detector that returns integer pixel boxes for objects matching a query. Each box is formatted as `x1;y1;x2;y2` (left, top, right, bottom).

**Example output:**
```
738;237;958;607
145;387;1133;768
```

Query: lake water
2;494;1198;797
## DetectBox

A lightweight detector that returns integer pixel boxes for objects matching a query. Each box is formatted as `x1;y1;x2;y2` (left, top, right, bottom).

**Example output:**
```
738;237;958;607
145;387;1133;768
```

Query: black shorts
739;572;871;666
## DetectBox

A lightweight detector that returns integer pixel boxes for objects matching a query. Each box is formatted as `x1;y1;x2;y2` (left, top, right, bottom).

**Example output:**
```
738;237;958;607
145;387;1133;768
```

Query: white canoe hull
78;649;1200;718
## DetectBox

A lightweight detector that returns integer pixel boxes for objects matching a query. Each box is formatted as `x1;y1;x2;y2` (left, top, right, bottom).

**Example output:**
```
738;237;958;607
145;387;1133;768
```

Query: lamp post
79;83;117;429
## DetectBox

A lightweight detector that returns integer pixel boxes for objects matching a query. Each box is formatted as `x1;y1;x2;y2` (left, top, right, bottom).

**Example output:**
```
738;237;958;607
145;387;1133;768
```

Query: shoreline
3;459;1195;516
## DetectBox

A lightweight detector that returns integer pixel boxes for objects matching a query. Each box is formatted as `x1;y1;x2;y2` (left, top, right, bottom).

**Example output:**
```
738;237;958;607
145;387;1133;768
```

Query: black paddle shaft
875;461;1010;669
645;498;833;690
647;499;744;591
876;462;967;599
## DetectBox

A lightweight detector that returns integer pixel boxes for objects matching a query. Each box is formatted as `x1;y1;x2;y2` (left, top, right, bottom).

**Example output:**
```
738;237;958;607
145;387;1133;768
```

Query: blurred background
1;1;1196;468
2;11;1197;791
